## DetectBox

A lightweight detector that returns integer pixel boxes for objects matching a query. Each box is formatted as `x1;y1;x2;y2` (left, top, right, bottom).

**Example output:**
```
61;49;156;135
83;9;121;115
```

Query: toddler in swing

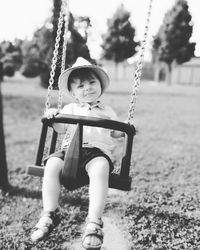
31;57;124;249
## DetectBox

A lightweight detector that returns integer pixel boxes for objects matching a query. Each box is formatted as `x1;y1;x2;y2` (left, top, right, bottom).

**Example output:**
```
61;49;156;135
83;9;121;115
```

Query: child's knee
45;157;63;175
87;157;110;177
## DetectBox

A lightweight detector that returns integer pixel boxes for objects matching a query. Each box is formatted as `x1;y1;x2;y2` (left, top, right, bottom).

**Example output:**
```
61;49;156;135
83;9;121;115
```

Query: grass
0;74;200;249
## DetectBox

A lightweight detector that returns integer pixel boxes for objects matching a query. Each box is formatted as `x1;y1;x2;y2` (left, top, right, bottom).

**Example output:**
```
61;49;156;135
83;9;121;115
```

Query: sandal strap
34;209;60;232
86;218;103;228
41;209;59;221
35;216;53;233
83;228;104;241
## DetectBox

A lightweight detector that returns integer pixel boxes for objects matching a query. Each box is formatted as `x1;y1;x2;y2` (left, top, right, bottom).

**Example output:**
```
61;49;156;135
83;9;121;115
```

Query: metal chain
45;0;66;112
127;0;153;124
61;0;69;73
58;0;70;111
57;0;71;150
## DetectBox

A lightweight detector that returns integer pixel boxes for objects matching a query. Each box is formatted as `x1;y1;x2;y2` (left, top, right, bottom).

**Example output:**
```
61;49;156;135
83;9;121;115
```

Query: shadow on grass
3;185;42;199
3;184;90;209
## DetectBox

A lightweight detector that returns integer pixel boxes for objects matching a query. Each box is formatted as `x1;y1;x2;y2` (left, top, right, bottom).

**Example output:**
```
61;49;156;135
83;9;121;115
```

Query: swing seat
27;114;136;191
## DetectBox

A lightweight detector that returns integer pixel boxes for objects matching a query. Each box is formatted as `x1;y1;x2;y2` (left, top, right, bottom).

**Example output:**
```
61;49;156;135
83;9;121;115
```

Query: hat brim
58;65;109;95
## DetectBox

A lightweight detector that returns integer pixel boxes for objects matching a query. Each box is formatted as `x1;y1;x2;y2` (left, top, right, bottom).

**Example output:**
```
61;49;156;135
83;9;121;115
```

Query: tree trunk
166;63;172;85
0;63;9;190
114;62;119;81
154;62;160;82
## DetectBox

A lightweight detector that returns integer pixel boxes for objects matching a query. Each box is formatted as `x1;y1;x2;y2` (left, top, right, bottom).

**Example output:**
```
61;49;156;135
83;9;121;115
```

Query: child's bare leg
42;157;63;211
31;157;63;241
83;156;109;248
87;157;109;220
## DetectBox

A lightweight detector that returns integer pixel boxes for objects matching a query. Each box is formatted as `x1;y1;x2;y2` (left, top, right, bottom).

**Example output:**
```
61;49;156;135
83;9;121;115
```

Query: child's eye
78;85;84;88
89;80;95;84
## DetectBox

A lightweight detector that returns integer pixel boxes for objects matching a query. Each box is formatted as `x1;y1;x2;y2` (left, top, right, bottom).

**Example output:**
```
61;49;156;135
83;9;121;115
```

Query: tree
51;0;93;76
21;38;46;78
101;4;139;64
0;62;9;190
152;0;195;84
65;13;92;66
21;0;92;88
0;40;23;78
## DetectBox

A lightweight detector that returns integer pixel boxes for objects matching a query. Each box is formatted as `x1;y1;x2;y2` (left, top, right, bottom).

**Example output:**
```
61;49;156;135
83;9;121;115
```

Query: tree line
0;0;195;87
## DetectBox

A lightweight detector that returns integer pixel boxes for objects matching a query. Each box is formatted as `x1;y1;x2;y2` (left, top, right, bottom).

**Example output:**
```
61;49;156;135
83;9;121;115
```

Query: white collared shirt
59;101;119;160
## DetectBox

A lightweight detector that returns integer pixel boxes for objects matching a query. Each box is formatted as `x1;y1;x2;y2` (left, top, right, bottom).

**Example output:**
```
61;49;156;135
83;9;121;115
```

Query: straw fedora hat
58;57;109;95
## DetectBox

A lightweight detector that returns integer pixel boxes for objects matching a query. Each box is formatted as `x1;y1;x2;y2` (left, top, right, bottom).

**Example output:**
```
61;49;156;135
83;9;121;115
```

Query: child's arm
45;108;59;119
45;108;66;133
107;106;126;138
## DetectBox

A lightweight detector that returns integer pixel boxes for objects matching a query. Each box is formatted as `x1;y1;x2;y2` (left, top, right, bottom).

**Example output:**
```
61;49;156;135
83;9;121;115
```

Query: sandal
30;209;60;242
82;218;104;250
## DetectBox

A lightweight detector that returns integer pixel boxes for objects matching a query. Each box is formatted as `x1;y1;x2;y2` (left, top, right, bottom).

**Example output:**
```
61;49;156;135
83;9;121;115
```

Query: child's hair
68;68;101;91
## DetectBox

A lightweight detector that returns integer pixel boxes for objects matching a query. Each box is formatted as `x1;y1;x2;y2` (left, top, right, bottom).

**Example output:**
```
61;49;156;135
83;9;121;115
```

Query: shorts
44;147;114;174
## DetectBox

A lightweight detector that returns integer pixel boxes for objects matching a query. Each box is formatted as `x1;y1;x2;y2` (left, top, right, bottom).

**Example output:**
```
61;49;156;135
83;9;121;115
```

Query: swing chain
45;0;68;112
58;0;70;111
61;0;69;73
128;0;153;125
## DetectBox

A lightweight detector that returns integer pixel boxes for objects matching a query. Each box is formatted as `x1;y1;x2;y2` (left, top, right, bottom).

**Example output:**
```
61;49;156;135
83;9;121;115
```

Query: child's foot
31;209;60;242
82;218;104;250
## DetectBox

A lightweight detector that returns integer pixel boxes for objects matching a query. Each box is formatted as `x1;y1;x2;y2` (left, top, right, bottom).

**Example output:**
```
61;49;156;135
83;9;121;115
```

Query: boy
31;57;124;249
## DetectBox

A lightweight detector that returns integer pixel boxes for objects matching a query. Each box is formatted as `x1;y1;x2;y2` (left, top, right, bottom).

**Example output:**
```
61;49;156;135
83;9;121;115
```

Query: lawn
0;74;200;249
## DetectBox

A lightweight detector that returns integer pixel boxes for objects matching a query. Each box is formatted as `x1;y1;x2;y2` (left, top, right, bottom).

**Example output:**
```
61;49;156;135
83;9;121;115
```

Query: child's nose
85;83;91;90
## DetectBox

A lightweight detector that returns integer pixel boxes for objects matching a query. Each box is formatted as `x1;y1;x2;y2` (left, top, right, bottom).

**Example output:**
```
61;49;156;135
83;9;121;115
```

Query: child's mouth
85;92;95;97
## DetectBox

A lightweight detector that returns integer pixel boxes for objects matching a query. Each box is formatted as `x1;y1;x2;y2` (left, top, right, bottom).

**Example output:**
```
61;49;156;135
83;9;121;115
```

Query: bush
21;59;41;78
3;63;15;77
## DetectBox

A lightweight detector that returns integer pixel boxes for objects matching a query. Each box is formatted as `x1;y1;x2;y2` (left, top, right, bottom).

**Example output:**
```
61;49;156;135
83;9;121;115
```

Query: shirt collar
79;100;105;110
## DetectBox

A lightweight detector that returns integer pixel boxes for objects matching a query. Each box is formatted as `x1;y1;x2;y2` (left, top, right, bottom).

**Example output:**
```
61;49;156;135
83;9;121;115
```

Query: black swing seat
27;114;136;191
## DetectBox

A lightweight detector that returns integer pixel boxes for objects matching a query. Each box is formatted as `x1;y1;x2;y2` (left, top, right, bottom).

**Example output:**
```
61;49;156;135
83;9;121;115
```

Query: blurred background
0;0;200;86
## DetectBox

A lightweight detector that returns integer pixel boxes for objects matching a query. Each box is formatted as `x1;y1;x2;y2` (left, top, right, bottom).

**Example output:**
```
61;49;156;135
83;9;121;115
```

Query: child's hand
110;119;127;138
110;130;125;138
45;108;59;119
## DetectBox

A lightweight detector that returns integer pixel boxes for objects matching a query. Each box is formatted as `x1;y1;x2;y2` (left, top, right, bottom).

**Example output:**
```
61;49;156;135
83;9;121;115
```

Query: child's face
70;74;102;104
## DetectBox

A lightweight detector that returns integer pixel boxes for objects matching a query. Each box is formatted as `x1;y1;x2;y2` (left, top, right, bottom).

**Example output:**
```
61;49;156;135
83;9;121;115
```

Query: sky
0;0;200;61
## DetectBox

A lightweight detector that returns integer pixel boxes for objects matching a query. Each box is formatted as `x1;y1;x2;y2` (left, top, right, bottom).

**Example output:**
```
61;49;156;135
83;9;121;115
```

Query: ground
0;73;200;249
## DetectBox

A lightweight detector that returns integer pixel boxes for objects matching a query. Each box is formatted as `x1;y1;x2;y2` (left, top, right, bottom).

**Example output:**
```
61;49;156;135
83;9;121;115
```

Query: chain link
45;0;67;112
61;0;69;73
58;0;70;111
127;0;153;125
